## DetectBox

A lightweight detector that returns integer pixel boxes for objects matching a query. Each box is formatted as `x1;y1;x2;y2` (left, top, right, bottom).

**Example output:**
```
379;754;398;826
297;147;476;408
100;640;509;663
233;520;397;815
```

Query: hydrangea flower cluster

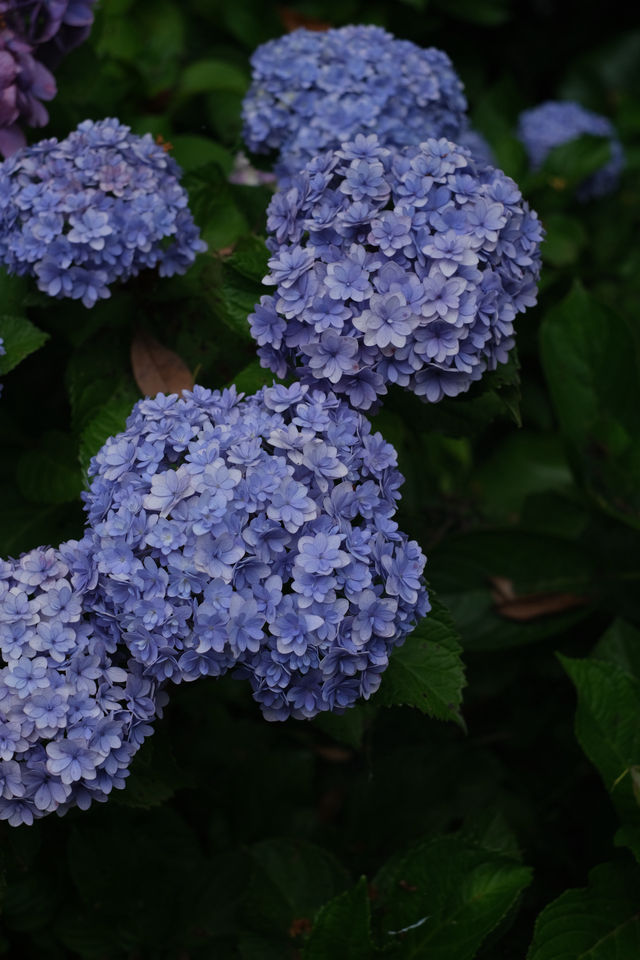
1;1;97;67
0;537;167;825
250;135;543;408
0;117;207;307
0;27;56;157
517;100;624;199
242;25;468;183
83;383;429;722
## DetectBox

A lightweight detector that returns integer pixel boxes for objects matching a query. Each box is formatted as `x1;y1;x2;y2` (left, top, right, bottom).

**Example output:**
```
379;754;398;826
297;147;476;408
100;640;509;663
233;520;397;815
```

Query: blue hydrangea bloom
82;383;430;721
0;117;207;306
249;135;543;408
1;1;97;68
0;538;168;826
0;27;56;157
517;100;624;199
242;25;470;183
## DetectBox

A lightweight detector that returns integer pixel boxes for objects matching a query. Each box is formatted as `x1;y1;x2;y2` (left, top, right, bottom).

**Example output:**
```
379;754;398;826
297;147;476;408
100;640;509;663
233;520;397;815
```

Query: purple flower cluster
0;117;207;307
242;25;468;183
83;383;429;722
1;1;97;68
517;100;624;199
250;135;543;408
0;538;167;826
0;27;56;157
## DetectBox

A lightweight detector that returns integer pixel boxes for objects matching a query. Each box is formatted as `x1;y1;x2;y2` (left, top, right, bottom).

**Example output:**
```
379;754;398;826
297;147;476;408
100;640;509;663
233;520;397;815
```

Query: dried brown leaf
131;331;194;398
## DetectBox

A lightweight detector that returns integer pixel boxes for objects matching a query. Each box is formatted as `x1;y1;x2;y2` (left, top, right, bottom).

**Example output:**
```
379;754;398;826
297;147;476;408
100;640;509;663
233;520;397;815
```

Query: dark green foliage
1;0;640;957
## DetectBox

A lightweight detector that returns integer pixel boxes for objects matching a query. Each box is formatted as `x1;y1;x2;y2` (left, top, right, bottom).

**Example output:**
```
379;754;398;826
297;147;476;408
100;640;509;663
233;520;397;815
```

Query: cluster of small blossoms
242;25;469;183
0;27;56;157
82;383;429;722
0;537;167;826
1;1;97;68
250;135;543;408
517;100;624;199
0;117;207;307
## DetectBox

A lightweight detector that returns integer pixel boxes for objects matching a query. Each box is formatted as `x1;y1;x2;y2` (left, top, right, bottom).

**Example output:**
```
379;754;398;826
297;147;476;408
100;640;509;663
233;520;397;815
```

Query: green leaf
227;235;269;283
16;432;83;505
230;359;277;395
374;834;532;959
243;839;350;940
430;531;592;650
185;163;249;251
616;825;640;865
527;860;640;960
475;431;572;522
560;654;640;824
177;58;249;98
219;264;261;341
542;214;587;267
312;704;373;749
376;595;466;726
0;314;49;375
539;134;613;191
170;135;234;174
540;282;640;528
592;619;640;678
304;878;375;959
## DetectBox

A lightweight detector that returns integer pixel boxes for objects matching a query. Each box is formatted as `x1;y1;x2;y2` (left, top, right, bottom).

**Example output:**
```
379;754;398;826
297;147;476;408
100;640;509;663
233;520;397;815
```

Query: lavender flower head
0;27;56;157
82;383;429;721
250;135;543;409
517;100;624;199
0;1;97;68
0;537;168;826
242;25;469;183
0;117;207;307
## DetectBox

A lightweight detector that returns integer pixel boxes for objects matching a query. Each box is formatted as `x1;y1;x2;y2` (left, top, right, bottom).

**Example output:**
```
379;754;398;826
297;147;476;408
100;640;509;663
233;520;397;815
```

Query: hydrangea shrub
0;117;207;307
242;25;469;182
250;135;543;408
517;100;624;199
83;383;429;722
0;539;167;825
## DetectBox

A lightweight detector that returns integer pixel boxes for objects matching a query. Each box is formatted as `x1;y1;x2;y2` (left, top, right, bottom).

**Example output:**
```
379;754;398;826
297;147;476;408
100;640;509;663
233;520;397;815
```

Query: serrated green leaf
16;432;83;505
375;835;532;959
219;266;260;341
376;595;466;726
0;314;49;375
592;619;640;678
227;235;269;283
561;654;640;825
527;860;640;960
304;878;375;959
